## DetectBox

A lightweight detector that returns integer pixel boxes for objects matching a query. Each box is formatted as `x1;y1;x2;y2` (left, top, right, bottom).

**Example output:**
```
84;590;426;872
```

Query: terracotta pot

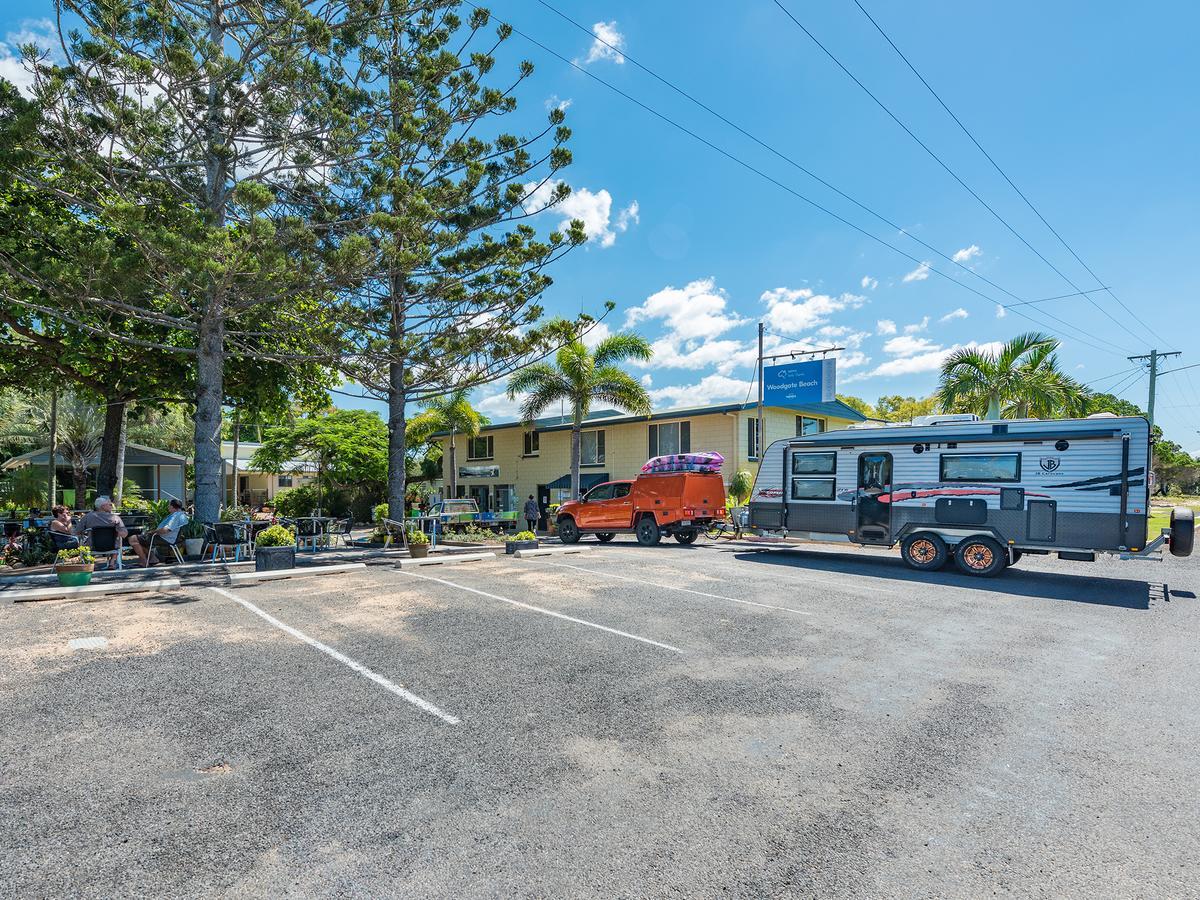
409;543;429;558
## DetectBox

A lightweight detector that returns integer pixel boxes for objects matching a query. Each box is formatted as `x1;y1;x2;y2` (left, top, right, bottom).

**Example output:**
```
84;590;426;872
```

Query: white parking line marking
209;587;459;725
395;569;684;654
68;636;108;651
536;561;812;616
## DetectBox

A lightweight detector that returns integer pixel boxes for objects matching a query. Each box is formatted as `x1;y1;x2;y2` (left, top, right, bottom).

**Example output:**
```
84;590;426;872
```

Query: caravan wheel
901;533;949;571
954;536;1007;577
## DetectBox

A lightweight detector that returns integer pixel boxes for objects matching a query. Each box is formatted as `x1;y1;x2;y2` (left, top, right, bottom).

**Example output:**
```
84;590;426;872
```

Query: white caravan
748;414;1194;576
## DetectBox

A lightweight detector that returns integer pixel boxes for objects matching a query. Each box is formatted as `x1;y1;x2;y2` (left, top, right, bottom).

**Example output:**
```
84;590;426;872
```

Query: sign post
755;324;843;454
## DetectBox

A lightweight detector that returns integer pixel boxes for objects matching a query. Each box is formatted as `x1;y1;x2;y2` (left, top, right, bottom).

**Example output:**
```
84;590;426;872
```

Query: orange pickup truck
555;472;726;545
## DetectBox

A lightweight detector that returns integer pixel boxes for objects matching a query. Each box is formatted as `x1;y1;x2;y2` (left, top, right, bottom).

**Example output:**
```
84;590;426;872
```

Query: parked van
556;473;726;545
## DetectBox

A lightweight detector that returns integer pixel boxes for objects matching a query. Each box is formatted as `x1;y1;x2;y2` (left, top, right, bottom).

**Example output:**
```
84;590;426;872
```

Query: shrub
506;531;536;542
374;502;390;523
55;547;95;566
255;524;296;548
406;528;429;545
119;496;151;515
219;504;251;522
729;470;754;506
273;485;321;518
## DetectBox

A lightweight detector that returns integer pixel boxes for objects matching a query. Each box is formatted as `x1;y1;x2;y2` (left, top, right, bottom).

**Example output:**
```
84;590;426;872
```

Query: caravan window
792;452;836;475
791;478;836;501
940;453;1021;482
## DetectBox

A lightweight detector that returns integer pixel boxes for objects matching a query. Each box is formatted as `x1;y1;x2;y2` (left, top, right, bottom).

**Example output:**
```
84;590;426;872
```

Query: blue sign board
763;358;836;409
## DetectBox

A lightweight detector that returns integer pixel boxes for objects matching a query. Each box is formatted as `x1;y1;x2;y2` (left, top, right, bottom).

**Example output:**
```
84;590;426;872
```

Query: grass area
1147;496;1199;540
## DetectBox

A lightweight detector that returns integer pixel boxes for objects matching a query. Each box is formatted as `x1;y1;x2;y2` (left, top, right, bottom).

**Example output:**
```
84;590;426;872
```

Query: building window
648;421;690;457
747;417;761;460
940;453;1021;482
278;475;293;488
581;430;605;465
796;416;825;436
523;430;539;456
467;435;494;460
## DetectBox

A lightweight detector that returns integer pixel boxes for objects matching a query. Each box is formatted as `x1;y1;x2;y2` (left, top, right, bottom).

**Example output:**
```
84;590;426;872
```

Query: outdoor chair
295;517;324;552
146;531;185;565
380;518;409;550
48;530;81;552
210;522;252;563
329;517;353;547
87;525;129;571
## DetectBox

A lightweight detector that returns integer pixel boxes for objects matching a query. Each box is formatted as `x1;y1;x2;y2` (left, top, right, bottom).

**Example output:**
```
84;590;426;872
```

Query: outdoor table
294;516;336;552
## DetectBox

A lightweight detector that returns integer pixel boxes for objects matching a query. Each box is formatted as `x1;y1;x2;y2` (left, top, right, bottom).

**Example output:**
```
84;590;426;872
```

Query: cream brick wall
438;406;857;509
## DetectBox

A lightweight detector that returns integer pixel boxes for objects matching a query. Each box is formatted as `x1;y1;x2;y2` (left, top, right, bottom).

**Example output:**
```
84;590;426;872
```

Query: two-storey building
437;399;867;515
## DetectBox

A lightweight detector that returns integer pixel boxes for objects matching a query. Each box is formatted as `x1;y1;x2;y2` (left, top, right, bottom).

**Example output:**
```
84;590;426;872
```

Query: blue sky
4;1;1198;450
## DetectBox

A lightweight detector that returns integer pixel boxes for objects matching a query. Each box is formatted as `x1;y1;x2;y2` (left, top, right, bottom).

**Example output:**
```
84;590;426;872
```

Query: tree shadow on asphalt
717;546;1156;610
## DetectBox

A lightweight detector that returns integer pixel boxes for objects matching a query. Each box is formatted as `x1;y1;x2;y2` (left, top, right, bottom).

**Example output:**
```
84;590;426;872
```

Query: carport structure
2;540;1198;896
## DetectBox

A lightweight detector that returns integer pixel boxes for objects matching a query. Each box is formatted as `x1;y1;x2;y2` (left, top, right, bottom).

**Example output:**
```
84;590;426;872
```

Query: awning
546;472;609;491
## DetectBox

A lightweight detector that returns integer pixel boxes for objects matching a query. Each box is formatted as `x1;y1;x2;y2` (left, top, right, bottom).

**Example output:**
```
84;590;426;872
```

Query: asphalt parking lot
3;539;1199;897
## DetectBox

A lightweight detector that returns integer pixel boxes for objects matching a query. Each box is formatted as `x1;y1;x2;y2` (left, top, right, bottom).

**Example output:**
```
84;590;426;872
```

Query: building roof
455;399;868;437
2;442;186;470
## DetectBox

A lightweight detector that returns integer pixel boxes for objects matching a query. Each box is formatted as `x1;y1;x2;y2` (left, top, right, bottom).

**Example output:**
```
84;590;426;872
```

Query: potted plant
254;524;296;572
54;547;95;587
406;528;430;559
181;520;207;559
504;530;539;555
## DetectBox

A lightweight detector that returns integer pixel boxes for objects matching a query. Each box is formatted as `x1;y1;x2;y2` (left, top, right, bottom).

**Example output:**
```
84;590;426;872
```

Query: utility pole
1128;350;1181;430
756;322;764;459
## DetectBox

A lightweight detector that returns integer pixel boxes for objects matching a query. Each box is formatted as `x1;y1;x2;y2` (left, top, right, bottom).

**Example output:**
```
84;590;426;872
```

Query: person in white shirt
131;498;189;567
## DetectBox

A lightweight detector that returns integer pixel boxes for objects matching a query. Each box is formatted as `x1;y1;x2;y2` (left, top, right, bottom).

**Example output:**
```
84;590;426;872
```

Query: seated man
131;498;189;567
75;496;128;545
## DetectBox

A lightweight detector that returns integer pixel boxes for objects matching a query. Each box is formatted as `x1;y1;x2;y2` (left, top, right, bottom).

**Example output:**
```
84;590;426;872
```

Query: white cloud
835;350;870;370
625;278;745;343
902;261;931;283
904;316;930;334
640;373;653;386
649;374;752;409
0;19;59;96
761;287;865;334
856;339;1004;379
861;275;878;290
580;321;611;350
474;388;526;421
545;94;572;112
579;21;625;65
877;319;897;335
995;304;1008;318
522;179;638;248
952;244;982;264
883;335;940;357
939;308;969;323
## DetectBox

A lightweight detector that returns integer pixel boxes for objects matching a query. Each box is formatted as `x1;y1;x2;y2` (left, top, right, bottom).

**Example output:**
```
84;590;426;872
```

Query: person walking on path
523;495;540;534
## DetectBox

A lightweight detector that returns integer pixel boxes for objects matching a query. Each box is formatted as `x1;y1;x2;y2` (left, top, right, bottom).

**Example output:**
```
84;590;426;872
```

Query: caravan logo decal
1038;457;1061;473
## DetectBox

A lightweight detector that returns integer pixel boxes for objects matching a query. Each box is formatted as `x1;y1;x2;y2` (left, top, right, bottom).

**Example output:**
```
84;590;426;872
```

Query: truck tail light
683;507;695;516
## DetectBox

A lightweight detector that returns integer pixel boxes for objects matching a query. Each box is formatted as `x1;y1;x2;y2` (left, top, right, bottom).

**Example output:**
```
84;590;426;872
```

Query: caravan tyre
674;528;698;545
1169;507;1194;557
596;533;616;543
954;536;1007;577
901;533;949;571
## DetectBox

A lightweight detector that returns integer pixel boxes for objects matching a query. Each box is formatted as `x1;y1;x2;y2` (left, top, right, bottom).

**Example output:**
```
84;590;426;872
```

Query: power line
772;0;1140;347
498;4;1130;358
529;0;1131;357
848;0;1168;350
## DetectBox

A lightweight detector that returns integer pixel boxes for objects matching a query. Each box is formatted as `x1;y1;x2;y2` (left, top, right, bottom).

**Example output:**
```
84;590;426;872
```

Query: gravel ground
2;538;1197;898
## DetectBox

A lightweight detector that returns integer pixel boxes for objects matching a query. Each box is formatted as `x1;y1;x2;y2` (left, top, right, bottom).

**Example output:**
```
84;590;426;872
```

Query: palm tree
937;332;1089;420
0;391;105;502
406;389;489;499
508;331;653;499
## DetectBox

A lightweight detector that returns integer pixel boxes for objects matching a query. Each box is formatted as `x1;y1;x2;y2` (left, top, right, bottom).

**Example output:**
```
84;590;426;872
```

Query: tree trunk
448;429;456;498
96;397;128;503
72;461;88;506
230;407;240;508
46;391;57;510
192;0;228;525
386;272;408;521
570;409;582;500
986;394;1001;420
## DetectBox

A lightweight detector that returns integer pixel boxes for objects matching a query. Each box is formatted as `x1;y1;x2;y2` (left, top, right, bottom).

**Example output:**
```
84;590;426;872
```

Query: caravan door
856;452;893;543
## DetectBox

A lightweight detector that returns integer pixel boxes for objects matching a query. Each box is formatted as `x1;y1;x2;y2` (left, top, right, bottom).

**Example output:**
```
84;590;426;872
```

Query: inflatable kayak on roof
641;451;725;474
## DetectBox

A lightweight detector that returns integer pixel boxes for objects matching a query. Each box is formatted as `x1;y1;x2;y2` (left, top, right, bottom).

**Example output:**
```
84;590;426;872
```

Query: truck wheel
954;536;1007;577
596;533;615;543
1170;507;1194;557
901;532;948;571
558;517;580;544
635;516;661;546
674;528;698;545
